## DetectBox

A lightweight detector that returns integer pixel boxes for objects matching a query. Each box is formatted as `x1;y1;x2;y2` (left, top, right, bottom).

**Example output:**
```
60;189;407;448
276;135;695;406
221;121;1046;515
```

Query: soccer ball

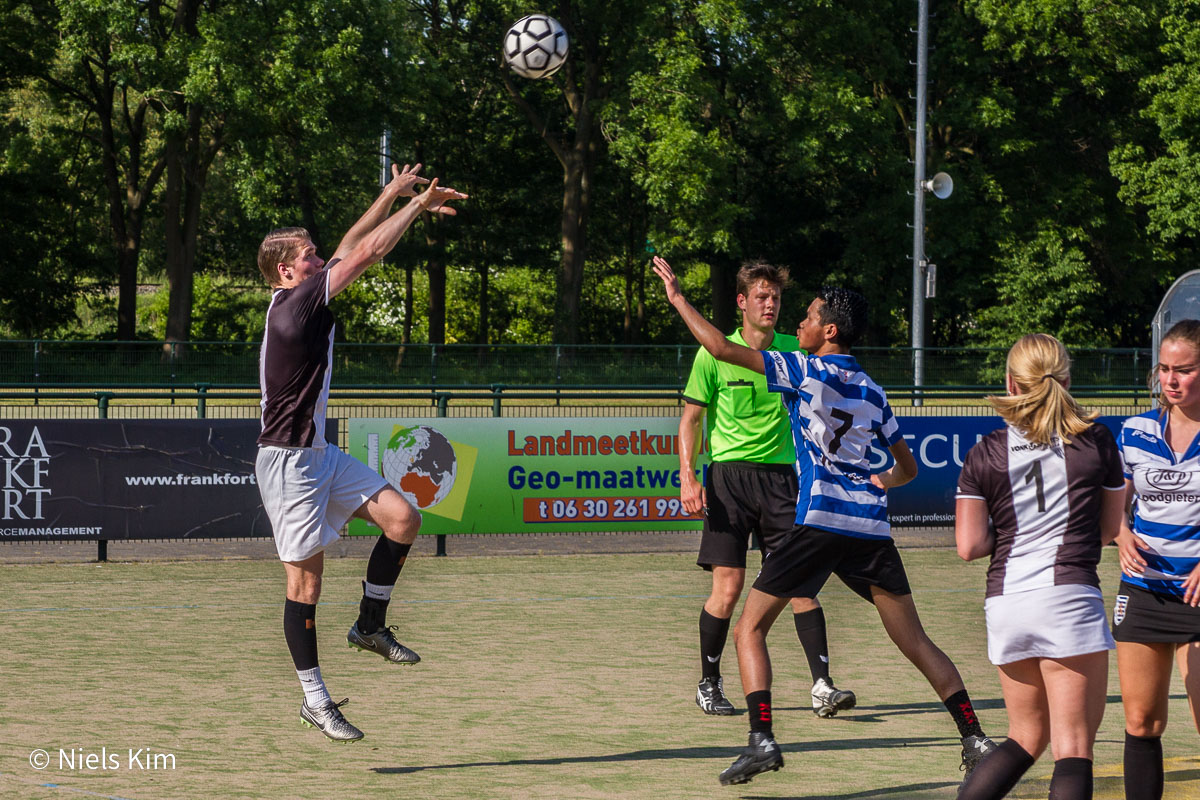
503;14;569;79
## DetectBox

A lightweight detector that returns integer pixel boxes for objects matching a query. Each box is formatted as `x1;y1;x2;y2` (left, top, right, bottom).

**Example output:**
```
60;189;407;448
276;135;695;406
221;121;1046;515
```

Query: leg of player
718;589;789;786
347;487;422;665
791;596;856;718
1119;641;1174;800
697;566;743;716
284;553;364;742
958;657;1045;800
1179;641;1200;734
1041;652;1108;800
870;587;996;777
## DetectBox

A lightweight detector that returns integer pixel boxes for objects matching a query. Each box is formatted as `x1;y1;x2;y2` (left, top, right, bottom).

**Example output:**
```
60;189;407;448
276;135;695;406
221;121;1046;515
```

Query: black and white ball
503;14;569;79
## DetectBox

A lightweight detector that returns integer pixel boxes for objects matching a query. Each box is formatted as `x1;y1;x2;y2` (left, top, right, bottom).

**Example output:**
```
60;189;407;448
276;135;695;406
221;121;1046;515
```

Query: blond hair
987;333;1097;445
256;227;311;287
1153;319;1200;417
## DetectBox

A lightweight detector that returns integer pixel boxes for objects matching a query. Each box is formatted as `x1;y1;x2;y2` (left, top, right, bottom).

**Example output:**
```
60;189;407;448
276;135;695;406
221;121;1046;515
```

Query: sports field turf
0;547;1196;799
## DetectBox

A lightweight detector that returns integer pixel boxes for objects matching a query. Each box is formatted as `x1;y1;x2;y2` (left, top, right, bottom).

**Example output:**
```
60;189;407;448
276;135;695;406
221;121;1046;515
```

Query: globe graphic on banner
381;425;457;509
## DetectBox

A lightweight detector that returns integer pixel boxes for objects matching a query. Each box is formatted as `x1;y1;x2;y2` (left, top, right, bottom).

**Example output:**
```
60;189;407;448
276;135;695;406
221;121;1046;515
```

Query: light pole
911;0;951;406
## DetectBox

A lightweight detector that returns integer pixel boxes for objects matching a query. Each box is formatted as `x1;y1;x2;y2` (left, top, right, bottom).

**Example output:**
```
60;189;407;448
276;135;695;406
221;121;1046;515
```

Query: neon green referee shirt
681;329;801;464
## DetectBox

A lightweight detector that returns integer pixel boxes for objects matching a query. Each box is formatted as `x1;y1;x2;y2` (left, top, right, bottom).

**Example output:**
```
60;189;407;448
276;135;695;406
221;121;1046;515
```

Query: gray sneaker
300;698;363;742
811;677;856;718
960;734;997;777
347;622;421;664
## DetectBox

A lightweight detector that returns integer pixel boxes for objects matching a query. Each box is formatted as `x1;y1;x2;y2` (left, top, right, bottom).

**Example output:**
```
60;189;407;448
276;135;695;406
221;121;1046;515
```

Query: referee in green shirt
680;261;855;718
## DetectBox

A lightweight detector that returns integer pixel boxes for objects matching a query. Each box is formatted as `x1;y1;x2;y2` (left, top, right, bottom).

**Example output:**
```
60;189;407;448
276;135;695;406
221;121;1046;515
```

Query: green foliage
3;0;1200;349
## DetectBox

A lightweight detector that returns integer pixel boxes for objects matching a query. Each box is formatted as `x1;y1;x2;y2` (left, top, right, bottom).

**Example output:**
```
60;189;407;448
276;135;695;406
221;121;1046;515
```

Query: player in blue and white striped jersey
653;257;995;787
1113;320;1200;800
760;344;901;540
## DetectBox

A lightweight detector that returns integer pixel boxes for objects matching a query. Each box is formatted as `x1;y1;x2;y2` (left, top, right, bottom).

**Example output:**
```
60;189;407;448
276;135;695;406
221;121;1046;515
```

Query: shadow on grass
741;780;961;799
774;693;1178;722
372;736;949;775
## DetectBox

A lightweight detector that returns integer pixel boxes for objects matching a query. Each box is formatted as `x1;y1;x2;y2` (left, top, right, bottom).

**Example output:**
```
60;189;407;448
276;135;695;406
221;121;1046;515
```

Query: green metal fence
0;340;1155;395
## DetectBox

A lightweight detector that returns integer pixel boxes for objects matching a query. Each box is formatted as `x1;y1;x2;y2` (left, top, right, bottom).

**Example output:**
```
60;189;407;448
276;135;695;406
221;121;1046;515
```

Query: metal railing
0;340;1155;393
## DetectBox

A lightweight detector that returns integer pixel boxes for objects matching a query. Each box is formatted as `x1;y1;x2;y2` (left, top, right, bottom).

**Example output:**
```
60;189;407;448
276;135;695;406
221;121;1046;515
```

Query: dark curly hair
815;287;869;347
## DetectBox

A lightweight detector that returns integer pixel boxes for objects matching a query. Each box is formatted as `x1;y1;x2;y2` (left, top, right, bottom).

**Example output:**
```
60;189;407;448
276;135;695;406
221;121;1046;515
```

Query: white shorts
256;444;390;562
984;583;1115;666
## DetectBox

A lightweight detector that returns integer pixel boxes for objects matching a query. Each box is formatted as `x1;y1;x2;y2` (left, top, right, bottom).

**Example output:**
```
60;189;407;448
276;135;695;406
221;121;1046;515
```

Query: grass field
0;547;1196;800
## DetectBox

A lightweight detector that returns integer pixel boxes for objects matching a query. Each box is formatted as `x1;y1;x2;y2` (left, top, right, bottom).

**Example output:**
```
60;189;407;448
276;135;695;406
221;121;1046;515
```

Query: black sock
793;607;830;683
699;609;730;681
943;689;985;738
746;690;773;735
358;537;412;634
1049;757;1092;800
357;590;389;636
283;599;318;671
1124;731;1163;800
958;739;1034;800
366;535;411;586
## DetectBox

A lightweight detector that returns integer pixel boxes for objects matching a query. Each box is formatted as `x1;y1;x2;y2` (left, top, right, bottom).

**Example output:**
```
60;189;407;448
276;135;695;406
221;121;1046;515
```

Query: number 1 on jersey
1024;460;1047;512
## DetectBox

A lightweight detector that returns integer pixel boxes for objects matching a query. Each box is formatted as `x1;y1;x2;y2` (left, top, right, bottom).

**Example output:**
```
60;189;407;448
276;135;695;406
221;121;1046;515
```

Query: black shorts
697;461;798;570
1112;581;1200;643
752;525;912;602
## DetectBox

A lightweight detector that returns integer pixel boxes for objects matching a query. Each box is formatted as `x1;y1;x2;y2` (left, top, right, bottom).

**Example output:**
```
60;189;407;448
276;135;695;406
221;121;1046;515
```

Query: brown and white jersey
257;266;336;449
956;422;1123;598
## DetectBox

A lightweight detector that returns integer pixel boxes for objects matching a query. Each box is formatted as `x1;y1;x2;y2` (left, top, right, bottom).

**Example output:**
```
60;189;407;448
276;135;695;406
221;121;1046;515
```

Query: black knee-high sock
1124;732;1163;800
958;739;1035;800
283;599;318;671
358;536;412;634
793;607;830;683
699;608;730;680
746;690;773;735
944;688;986;738
1049;757;1092;800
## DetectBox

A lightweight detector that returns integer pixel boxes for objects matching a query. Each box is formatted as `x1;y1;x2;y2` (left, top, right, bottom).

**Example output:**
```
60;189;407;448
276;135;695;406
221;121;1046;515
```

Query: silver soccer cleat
300;697;364;742
811;677;857;718
347;621;421;665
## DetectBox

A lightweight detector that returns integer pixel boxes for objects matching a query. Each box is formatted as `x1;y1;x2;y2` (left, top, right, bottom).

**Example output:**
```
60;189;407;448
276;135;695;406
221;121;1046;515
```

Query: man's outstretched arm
652;256;763;373
332;163;428;263
327;178;467;298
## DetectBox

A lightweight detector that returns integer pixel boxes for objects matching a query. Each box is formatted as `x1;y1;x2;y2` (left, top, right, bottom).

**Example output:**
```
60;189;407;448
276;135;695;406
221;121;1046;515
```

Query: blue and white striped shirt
762;351;903;539
1118;410;1200;597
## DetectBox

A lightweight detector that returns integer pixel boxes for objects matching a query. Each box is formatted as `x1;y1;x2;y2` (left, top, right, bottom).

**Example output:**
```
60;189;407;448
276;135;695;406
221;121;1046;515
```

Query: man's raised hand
389;163;430;198
419;178;469;216
652;256;685;307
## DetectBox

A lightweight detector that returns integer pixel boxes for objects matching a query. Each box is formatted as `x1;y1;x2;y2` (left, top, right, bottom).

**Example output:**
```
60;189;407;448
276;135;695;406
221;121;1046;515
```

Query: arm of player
870;438;917;491
331;163;429;263
954;497;993;561
678;403;706;515
652;256;763;374
327;179;468;299
1114;478;1148;576
1098;482;1126;547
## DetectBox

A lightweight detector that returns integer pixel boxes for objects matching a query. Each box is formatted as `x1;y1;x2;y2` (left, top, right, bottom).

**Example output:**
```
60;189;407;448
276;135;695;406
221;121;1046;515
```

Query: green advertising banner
347;417;707;535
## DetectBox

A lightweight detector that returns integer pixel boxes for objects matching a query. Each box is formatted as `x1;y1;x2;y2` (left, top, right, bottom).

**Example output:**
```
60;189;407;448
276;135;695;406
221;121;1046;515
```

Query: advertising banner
0;419;310;541
876;415;1125;526
348;415;1131;534
347;417;705;535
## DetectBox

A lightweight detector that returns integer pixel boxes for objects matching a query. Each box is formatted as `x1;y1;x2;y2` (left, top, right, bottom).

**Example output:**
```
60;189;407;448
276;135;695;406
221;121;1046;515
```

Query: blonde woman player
955;334;1125;800
1114;319;1200;800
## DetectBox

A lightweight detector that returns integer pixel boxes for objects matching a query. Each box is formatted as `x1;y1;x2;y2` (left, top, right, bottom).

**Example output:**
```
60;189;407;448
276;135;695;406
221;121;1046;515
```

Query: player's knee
1123;710;1167;739
287;577;321;604
380;493;421;542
